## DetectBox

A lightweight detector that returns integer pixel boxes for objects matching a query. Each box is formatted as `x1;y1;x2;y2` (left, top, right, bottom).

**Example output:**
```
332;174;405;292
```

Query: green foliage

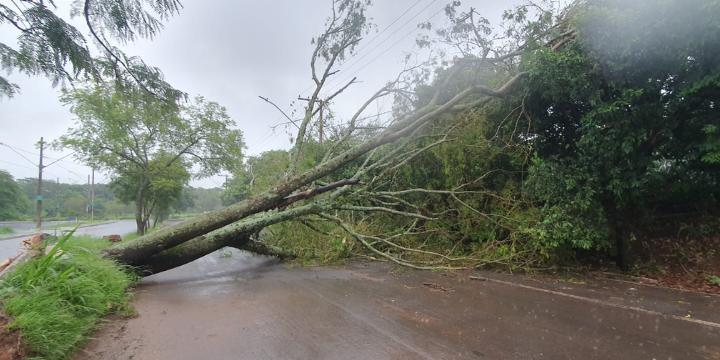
22;229;76;288
708;275;720;287
60;84;244;233
264;220;356;265
222;142;331;205
110;152;191;225
522;156;609;252
0;170;29;220
0;0;182;97
60;85;244;175
13;177;221;220
701;124;720;164
184;187;223;213
16;178;130;220
515;0;720;260
0;235;135;359
358;0;720;267
222;150;290;204
312;0;372;63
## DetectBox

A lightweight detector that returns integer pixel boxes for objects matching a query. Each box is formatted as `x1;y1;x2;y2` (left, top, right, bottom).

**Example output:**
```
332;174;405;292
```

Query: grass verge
0;226;14;235
0;233;136;359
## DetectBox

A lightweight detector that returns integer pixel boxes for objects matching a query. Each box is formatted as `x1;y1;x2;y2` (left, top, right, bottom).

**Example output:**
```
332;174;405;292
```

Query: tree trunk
135;204;145;236
607;208;633;272
135;182;148;235
135;202;324;274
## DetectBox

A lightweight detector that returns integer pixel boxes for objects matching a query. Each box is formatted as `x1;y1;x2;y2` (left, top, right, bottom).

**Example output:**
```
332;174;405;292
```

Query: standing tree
59;84;244;235
0;170;29;220
109;152;191;233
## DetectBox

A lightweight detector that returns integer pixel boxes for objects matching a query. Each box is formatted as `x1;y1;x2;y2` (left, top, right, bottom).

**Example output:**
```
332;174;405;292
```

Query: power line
55;163;88;182
326;0;439;90
44;152;76;167
0;141;83;164
0;142;37;167
7;144;39;156
289;0;434;111
319;0;430;93
269;1;443;143
357;0;426;55
0;158;36;171
326;3;446;94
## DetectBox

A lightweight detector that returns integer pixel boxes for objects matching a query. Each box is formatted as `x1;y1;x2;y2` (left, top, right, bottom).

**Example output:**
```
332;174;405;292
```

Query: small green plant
330;237;352;258
22;227;77;288
707;275;720;287
0;226;14;235
0;232;135;359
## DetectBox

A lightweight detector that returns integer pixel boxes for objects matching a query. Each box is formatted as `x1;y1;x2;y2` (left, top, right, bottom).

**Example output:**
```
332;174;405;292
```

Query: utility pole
35;137;44;231
56;177;61;217
90;168;95;223
87;174;90;221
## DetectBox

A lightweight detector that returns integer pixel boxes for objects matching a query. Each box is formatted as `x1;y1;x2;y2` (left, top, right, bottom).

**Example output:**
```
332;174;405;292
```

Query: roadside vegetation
0;233;135;359
0;173;226;223
226;0;720;289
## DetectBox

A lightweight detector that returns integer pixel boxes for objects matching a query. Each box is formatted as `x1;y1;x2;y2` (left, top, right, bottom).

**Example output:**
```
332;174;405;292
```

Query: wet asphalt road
0;220;136;260
77;249;720;360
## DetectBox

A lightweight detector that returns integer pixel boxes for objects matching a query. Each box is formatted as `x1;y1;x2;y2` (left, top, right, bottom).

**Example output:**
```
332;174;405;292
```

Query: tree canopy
0;0;182;98
0;170;29;220
59;84;244;234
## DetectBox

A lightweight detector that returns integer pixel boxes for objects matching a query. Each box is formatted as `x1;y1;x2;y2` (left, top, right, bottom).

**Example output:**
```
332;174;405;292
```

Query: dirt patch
636;235;720;294
0;313;24;360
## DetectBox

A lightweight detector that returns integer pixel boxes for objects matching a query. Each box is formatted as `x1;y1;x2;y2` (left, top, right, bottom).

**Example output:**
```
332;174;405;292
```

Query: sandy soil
0;314;24;360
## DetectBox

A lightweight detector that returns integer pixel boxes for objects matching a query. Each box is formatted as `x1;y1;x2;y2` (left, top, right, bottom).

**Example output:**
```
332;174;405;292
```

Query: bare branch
259;96;300;129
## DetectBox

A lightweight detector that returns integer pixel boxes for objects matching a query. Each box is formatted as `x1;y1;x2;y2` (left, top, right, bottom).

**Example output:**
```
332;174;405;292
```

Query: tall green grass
0;232;136;359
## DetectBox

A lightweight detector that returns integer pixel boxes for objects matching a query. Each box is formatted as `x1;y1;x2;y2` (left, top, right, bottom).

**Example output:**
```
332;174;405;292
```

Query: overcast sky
0;0;515;188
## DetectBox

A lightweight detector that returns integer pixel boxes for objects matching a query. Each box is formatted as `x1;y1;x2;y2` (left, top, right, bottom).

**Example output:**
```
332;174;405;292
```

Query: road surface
0;220;136;260
77;249;720;360
0;220;74;234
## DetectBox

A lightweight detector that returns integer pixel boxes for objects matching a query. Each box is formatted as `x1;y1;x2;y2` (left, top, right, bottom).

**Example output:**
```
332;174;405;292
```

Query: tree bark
135;201;145;236
135;202;325;274
135;179;149;235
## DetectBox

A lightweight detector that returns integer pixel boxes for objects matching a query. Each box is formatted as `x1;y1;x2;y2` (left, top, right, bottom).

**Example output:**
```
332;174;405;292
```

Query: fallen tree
78;0;575;273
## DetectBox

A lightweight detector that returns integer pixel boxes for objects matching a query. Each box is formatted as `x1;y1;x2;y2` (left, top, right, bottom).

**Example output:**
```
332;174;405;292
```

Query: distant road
0;220;137;260
0;220;74;234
